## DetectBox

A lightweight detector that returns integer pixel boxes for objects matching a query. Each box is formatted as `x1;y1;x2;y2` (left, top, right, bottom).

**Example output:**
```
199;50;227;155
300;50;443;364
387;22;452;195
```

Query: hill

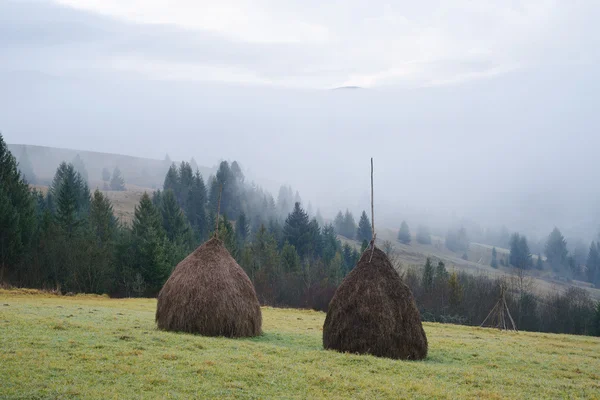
8;143;215;188
1;289;599;399
339;227;600;300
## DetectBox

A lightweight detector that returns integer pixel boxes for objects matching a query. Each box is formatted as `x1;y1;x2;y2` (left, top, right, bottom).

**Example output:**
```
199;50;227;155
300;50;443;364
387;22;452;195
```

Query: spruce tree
342;210;357;239
86;190;118;293
281;242;301;274
545;227;568;271
306;217;323;258
177;161;194;207
52;163;90;233
186;171;208;241
333;211;344;235
72;154;88;183
110;166;126;191
586;242;600;285
356;211;372;242
160;189;192;247
536;253;544;270
398;221;411;244
283;202;310;258
0;134;36;281
509;233;532;269
435;261;449;282
422;257;434;291
235;212;250;247
130;192;169;295
163;164;179;193
321;224;339;265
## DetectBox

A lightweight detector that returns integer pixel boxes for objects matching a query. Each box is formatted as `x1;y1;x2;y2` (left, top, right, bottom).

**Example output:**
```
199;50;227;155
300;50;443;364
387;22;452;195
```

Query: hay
156;238;262;337
323;245;428;360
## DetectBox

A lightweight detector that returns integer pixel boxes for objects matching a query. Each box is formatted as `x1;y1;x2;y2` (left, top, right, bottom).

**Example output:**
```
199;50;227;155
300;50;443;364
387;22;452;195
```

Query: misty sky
2;0;600;240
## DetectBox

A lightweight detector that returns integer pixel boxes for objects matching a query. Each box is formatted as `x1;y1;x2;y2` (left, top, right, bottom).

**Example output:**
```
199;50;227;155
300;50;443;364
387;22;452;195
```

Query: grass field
1;290;599;399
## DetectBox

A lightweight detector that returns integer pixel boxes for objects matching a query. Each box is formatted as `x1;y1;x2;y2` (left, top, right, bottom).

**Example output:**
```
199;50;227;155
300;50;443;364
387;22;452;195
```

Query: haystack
156;237;262;337
323;245;428;360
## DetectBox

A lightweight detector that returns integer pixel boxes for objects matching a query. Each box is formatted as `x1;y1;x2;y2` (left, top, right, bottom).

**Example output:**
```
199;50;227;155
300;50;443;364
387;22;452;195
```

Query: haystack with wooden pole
322;159;428;360
155;185;262;337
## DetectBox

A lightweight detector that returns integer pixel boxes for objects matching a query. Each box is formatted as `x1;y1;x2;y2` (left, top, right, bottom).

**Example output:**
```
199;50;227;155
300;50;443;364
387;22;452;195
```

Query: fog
2;0;600;242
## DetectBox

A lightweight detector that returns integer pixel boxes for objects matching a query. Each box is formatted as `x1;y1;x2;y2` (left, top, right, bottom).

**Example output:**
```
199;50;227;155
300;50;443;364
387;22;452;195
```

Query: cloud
1;0;598;88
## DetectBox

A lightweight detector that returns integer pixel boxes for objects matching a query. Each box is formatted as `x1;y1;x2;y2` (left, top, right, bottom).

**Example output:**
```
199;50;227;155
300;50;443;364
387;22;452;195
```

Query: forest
1;133;599;336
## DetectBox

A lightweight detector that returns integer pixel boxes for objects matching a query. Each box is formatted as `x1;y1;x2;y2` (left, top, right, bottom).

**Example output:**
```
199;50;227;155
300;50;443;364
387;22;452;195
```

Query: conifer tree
545;227;568;271
72;154;88;182
448;271;463;309
333;211;344;235
435;261;449;282
586;242;600;286
177;161;194;207
510;233;532;269
110;166;126;191
281;242;301;274
186;171;208;241
163;164;179;193
130;192;168;295
160;189;192;247
356;210;372;242
422;257;434;291
235;212;250;247
536;253;544;270
342;210;357;239
283;202;310;258
0;134;36;281
398;221;411;244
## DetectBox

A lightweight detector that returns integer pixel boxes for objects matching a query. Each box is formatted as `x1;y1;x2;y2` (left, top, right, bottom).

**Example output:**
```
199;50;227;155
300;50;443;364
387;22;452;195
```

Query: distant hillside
8;144;215;189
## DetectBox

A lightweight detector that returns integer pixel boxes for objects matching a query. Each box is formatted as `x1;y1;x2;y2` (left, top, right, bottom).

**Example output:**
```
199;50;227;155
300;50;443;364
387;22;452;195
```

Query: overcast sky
2;0;600;240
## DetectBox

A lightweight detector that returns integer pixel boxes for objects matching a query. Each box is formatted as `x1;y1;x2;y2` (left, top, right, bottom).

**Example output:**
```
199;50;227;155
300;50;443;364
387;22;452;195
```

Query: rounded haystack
323;246;428;360
156;237;262;337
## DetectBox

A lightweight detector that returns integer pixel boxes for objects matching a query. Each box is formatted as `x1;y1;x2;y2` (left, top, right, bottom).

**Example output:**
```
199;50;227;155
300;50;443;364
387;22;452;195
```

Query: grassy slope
1;290;599;399
342;228;600;300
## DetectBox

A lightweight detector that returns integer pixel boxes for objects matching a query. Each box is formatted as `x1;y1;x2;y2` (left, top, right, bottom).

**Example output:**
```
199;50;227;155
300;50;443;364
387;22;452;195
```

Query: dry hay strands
156;237;262;337
323;246;428;360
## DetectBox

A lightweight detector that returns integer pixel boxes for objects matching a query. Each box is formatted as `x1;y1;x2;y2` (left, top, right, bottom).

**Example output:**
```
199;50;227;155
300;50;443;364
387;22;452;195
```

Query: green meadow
1;289;599;399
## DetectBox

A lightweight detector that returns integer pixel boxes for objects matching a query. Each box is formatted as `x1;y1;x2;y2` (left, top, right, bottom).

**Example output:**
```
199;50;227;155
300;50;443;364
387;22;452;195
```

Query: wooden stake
369;158;376;263
215;184;223;237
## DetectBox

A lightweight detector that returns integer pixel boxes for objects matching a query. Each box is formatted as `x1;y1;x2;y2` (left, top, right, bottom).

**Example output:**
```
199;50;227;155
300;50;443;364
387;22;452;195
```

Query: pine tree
0;133;36;282
186;171;208;241
89;190;117;242
163;164;179;193
189;157;199;173
130;192;168;295
321;224;339;265
283;202;310;258
72;154;88;183
435;261;449;282
281;242;300;274
177;161;194;207
17;147;36;184
509;233;532;269
110;166;126;191
356;210;372;242
52;163;90;234
545;227;568;271
491;247;498;268
333;211;344;236
86;190;118;293
416;225;432;245
586;242;600;286
422;257;435;291
235;212;250;247
160;189;192;246
398;221;411;244
218;215;238;259
342;210;357;239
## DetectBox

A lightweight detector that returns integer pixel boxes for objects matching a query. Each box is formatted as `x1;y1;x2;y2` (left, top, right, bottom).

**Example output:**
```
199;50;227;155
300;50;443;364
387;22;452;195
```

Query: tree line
403;257;600;336
2;133;599;335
